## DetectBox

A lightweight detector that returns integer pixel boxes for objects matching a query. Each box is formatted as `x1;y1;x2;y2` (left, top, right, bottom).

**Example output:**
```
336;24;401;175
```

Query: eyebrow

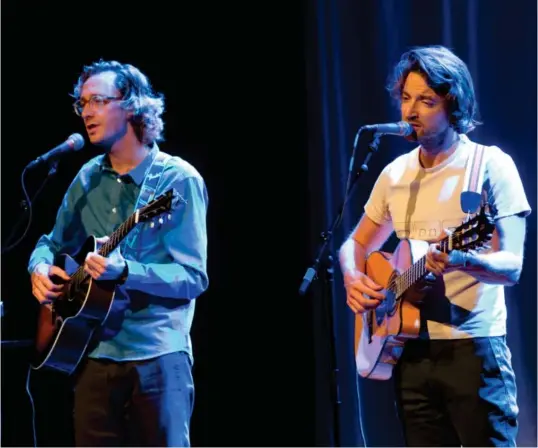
401;90;437;100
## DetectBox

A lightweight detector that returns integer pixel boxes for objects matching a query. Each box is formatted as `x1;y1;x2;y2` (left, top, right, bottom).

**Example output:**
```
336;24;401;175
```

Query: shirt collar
99;143;160;186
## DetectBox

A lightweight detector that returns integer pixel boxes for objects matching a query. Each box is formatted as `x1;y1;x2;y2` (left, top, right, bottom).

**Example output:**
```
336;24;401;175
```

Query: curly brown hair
72;60;165;145
387;45;482;134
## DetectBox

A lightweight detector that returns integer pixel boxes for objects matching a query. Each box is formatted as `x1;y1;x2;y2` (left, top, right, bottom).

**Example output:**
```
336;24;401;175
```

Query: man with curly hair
28;60;208;446
339;46;530;446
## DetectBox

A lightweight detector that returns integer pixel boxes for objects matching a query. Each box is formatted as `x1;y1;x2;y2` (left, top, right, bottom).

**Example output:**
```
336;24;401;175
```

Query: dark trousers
73;351;194;447
394;336;518;447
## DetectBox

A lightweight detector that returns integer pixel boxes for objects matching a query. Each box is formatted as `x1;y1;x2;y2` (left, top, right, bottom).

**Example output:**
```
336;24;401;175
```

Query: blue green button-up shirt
28;144;209;362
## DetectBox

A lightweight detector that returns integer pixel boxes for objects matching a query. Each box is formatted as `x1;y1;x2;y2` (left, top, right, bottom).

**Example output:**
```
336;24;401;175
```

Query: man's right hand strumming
31;263;70;305
344;269;385;314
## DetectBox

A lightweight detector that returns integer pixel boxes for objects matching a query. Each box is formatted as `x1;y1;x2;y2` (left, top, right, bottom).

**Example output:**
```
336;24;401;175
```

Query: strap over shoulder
460;142;487;214
122;151;172;251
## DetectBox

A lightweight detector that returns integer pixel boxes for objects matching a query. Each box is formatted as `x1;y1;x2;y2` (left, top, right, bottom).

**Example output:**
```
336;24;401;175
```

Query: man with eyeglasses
27;60;209;447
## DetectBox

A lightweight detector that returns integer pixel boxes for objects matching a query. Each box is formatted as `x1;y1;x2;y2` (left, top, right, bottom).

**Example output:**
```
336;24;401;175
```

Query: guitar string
392;220;482;297
61;213;137;302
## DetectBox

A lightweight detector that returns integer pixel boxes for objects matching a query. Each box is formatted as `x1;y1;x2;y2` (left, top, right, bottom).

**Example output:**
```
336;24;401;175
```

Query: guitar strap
460;142;487;215
122;150;172;253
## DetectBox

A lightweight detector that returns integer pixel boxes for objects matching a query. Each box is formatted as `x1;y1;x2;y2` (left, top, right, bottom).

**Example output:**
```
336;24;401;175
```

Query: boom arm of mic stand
2;161;59;254
299;132;381;295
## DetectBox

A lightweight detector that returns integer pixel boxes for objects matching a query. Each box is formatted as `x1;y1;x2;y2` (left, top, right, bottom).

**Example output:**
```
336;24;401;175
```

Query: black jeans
394;336;518;447
73;351;194;447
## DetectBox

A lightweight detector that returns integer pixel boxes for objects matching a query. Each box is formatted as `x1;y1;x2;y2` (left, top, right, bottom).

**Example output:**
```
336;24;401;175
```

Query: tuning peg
158;217;164;224
168;214;172;220
150;222;155;228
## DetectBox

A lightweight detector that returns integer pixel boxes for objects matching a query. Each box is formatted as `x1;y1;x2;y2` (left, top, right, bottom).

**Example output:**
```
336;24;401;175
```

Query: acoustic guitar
354;206;495;380
31;188;177;375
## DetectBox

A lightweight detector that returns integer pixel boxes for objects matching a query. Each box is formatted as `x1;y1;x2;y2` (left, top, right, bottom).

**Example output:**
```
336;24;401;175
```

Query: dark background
2;0;536;447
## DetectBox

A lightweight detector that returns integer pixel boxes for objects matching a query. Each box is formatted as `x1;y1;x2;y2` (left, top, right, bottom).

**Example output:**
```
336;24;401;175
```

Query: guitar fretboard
69;212;139;287
392;235;451;298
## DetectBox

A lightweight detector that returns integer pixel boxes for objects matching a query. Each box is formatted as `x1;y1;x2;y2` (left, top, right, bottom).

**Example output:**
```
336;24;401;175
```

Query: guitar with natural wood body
354;206;495;380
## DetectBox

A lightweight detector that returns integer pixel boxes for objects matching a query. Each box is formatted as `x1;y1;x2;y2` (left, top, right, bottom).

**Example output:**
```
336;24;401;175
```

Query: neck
419;128;459;169
107;133;149;175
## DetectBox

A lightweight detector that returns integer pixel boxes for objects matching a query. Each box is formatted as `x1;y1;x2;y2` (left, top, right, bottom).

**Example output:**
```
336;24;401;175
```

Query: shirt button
117;178;122;183
112;207;117;213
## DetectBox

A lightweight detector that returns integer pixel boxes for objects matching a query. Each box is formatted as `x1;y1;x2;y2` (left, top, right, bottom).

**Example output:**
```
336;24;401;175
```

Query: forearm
339;238;367;277
463;250;523;286
123;174;209;300
27;234;60;274
124;260;208;299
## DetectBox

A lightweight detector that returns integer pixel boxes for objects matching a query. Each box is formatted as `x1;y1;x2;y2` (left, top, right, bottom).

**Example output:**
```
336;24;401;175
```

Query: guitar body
354;239;430;380
28;188;176;375
32;235;117;375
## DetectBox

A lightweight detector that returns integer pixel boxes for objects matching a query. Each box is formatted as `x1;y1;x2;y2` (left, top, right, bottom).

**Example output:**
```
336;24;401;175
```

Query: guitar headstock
446;205;495;253
137;188;180;223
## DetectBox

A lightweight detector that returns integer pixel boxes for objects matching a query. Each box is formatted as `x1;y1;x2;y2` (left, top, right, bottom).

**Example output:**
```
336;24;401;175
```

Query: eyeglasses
73;95;122;116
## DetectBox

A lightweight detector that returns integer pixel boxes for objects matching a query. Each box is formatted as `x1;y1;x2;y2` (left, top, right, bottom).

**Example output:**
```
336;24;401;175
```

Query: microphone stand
2;161;59;254
299;130;382;447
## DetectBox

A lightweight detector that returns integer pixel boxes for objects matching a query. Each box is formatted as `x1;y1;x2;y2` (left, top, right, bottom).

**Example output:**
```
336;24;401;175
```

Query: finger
348;287;382;305
429;255;446;270
349;283;385;300
35;281;62;299
347;297;366;314
362;275;383;291
350;292;382;310
35;273;56;291
84;264;97;279
346;297;359;313
34;279;54;299
33;285;56;304
49;266;71;281
425;259;443;277
86;252;106;267
348;296;371;313
86;256;106;273
431;250;449;263
32;286;45;303
95;236;110;244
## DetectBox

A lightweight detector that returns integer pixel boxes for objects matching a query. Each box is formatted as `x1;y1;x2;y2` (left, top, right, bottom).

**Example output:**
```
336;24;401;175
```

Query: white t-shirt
360;133;531;339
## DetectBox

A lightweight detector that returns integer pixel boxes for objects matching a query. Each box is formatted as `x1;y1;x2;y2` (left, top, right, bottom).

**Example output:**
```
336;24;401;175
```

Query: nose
81;105;94;120
403;100;419;122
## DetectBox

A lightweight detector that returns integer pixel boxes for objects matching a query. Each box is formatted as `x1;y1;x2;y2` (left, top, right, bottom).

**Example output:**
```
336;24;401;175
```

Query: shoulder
464;136;517;170
156;151;203;181
156;151;207;201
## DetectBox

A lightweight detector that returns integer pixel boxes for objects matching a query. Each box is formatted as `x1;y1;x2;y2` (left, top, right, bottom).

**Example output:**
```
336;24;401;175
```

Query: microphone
26;133;85;169
361;121;413;137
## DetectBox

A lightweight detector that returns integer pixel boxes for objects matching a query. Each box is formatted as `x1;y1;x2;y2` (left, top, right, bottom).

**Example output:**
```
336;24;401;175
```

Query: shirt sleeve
27;172;86;274
363;165;392;225
485;147;532;220
124;173;209;300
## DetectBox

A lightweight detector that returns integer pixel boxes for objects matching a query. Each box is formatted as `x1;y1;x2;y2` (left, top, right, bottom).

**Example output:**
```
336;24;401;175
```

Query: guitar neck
69;211;139;285
395;236;451;298
98;213;138;257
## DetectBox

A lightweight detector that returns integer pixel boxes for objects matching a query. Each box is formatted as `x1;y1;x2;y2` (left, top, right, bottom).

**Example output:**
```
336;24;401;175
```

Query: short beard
418;127;454;153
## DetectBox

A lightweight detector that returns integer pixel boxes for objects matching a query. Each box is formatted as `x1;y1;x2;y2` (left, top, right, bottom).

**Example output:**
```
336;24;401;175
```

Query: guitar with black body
31;188;176;375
